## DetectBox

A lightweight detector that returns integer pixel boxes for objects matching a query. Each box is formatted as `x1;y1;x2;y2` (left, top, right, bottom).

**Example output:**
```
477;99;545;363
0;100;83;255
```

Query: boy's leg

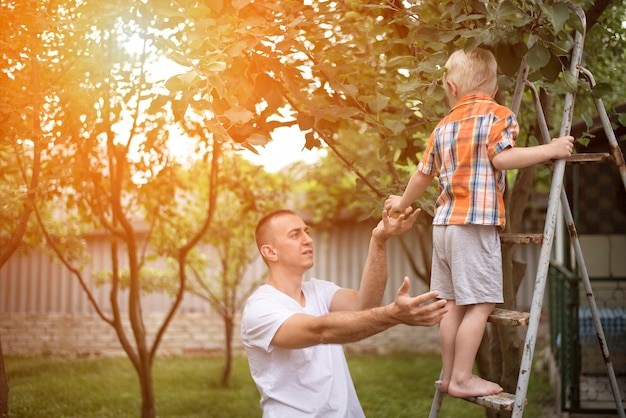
447;302;502;398
439;300;465;392
430;225;458;392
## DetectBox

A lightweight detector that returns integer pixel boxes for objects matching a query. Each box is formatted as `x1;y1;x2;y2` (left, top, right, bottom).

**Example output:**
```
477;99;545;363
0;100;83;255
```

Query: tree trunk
221;315;234;387
139;360;156;418
0;336;8;418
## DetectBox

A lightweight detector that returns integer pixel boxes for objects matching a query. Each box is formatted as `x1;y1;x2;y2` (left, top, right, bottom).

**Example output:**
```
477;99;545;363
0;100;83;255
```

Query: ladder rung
488;308;530;327
564;152;611;164
434;381;526;411
499;233;543;245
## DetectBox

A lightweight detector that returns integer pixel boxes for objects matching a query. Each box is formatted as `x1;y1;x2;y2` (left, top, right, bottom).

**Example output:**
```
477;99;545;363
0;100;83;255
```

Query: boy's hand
384;195;406;215
550;135;575;159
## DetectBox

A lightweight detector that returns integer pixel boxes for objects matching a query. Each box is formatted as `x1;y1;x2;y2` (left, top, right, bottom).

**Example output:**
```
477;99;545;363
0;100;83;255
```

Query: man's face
266;214;314;270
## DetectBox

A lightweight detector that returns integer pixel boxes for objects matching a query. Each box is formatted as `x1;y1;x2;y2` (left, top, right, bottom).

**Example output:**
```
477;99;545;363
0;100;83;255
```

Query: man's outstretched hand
391;277;447;327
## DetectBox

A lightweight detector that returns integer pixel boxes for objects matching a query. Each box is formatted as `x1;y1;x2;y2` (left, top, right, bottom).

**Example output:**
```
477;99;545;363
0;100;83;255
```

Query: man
241;208;448;417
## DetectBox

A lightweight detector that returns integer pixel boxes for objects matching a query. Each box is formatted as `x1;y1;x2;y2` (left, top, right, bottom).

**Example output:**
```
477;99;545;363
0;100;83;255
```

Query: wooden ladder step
434;381;526;411
500;233;543;245
565;152;611;164
488;308;530;327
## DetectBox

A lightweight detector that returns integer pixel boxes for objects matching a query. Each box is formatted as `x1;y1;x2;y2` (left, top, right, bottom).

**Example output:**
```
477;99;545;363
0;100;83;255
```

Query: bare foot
447;375;503;398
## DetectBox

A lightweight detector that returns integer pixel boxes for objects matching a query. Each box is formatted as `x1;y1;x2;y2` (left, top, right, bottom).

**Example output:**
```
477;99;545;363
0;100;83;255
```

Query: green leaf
498;0;530;26
224;106;254;124
461;36;484;53
165;75;185;92
578;133;592;147
247;133;269;146
495;41;526;77
232;0;250;11
204;61;227;73
498;0;518;19
568;10;585;35
548;2;570;33
591;82;613;99
397;78;421;93
582;113;593;128
304;131;322;149
365;93;390;113
343;84;359;97
386;56;415;68
167;52;190;68
618;113;626;128
384;119;406;135
206;0;224;13
297;114;315;131
526;43;551;70
187;4;213;19
540;53;562;82
562;71;579;93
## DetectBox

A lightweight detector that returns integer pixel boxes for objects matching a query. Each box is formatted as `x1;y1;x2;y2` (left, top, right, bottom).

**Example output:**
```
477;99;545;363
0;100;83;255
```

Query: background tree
0;1;83;415
1;0;220;416
183;155;289;386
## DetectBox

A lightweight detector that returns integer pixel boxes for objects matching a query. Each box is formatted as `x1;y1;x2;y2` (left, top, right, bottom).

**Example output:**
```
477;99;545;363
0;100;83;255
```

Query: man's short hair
255;209;298;252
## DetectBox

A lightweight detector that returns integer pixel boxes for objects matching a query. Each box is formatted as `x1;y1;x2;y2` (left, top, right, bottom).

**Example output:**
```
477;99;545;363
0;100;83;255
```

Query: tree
2;0;222;416
180;156;288;386
0;1;83;415
164;2;622;417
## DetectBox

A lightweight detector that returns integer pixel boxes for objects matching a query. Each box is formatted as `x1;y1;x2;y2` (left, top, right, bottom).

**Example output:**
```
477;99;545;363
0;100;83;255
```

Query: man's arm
271;278;447;349
329;208;420;312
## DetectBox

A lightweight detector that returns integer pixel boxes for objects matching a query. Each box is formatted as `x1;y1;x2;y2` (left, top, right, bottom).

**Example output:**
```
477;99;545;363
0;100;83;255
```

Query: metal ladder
428;2;626;417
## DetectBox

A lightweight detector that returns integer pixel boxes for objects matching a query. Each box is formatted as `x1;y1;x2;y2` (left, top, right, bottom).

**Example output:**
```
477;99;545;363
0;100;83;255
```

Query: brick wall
0;313;441;357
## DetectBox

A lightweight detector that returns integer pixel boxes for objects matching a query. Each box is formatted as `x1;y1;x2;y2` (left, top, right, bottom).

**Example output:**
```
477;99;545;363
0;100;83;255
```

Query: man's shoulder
242;285;294;324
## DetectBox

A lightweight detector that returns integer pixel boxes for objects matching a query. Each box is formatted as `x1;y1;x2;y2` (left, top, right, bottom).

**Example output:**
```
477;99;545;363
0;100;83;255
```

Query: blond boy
385;48;574;397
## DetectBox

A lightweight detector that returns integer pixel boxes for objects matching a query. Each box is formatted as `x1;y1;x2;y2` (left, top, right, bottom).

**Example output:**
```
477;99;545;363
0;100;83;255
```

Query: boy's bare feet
447;375;503;398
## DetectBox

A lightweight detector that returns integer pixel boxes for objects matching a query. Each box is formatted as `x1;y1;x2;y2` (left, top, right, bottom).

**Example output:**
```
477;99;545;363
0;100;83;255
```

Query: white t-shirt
241;278;365;418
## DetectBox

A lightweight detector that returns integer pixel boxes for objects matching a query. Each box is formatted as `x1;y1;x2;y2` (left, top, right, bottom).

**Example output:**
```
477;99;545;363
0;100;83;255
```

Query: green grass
6;353;554;417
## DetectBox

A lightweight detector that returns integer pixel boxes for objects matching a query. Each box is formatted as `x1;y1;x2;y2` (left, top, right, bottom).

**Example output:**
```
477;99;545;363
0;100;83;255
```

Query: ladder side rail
512;4;587;417
578;65;626;191
510;139;566;418
427;369;444;418
526;81;626;417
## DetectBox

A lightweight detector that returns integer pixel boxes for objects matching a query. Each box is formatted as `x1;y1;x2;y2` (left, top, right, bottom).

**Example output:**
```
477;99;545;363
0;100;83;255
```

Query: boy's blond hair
444;48;498;98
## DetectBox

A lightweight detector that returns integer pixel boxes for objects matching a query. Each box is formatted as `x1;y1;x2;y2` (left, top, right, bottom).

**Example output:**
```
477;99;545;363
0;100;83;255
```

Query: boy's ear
445;80;458;99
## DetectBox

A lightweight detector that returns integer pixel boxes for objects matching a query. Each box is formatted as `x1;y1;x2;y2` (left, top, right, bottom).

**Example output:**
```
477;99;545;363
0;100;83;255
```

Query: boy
384;47;574;398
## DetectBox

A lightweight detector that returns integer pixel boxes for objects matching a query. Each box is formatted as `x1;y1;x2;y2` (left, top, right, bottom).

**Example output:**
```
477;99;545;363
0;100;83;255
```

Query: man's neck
267;269;306;306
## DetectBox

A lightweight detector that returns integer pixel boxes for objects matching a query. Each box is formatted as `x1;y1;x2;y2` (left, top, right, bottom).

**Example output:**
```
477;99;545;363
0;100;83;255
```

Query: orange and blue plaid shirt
417;94;518;227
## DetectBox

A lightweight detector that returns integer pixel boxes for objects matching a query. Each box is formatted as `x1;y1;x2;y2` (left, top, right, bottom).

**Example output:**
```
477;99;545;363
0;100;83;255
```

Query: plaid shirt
417;94;518;227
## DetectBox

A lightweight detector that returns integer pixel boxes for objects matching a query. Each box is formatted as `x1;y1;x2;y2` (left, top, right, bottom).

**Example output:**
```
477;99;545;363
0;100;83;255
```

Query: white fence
0;221;434;315
0;221;540;356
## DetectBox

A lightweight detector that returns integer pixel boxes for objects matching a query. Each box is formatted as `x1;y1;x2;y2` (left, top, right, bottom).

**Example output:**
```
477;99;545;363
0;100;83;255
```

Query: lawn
5;353;554;417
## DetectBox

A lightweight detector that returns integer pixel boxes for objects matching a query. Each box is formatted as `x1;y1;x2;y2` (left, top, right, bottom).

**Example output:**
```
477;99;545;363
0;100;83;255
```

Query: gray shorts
430;224;503;305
